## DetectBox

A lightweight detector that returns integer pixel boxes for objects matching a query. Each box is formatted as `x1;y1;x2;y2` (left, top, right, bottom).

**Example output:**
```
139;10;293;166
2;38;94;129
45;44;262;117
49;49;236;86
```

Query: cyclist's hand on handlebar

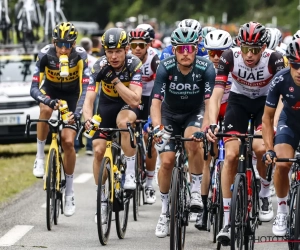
84;118;92;131
206;124;219;142
66;112;76;125
44;97;59;110
262;150;277;166
153;125;163;143
191;131;205;142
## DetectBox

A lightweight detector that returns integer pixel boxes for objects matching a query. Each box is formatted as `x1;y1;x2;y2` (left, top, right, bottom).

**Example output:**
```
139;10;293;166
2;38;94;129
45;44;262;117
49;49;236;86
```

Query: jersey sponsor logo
266;100;276;106
232;73;271;87
205;82;211;93
233;51;241;58
269;75;284;92
169;82;200;95
180;95;188;99
130;81;142;87
292;101;300;110
46;68;79;82
262;52;271;58
286;94;295;98
32;76;39;82
205;94;210;98
237;69;265;81
201;47;206;52
164;58;175;69
87;85;95;91
289;87;294;92
82;78;89;83
154;93;163;100
132;74;142;81
275;58;283;64
196;59;208;67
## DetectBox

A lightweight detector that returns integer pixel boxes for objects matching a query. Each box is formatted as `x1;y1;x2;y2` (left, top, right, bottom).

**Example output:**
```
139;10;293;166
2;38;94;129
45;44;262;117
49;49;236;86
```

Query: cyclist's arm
273;95;283;128
209;49;233;124
150;63;166;127
75;49;90;116
30;53;48;103
262;76;281;151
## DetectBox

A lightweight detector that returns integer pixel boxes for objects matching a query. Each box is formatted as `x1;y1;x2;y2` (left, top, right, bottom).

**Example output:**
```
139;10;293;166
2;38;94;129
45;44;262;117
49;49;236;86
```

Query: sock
191;173;202;193
277;196;288;213
161;192;169;214
146;170;155;187
223;198;231;226
259;177;271;197
65;174;74;196
36;139;46;159
125;155;136;176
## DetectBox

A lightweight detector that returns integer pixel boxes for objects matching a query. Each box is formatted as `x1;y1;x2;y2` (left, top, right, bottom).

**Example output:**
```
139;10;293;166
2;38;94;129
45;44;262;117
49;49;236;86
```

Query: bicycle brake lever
25;114;31;137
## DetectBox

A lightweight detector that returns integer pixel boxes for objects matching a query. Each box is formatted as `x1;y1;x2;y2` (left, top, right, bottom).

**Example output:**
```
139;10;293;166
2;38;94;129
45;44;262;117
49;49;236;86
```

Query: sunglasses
175;45;196;54
130;43;147;49
208;50;224;57
56;42;73;49
240;45;262;55
290;62;300;70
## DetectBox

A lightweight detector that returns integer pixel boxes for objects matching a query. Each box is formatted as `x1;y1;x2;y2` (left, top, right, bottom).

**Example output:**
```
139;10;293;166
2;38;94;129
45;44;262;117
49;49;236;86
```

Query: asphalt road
0;154;290;250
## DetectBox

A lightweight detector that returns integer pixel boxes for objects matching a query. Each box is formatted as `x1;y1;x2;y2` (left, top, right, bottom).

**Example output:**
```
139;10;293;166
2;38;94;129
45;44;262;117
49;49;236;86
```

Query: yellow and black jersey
88;54;142;101
30;44;89;115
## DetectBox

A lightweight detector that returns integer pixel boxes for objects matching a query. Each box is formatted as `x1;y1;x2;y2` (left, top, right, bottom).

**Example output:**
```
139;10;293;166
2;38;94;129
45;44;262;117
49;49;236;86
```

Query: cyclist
136;23;159;54
194;29;233;231
206;21;285;245
200;26;217;39
30;22;89;217
160;19;208;60
128;28;160;204
82;28;142;222
151;26;215;238
262;39;300;236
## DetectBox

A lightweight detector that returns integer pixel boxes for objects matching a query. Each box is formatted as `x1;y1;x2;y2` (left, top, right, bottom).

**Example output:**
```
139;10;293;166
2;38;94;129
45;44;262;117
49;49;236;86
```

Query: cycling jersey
215;48;284;99
30;44;89;116
266;67;300;149
160;41;208;60
88;54;143;101
152;55;215;113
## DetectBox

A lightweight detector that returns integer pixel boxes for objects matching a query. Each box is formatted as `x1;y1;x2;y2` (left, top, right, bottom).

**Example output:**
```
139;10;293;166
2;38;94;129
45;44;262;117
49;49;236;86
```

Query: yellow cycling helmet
101;28;128;49
52;22;78;42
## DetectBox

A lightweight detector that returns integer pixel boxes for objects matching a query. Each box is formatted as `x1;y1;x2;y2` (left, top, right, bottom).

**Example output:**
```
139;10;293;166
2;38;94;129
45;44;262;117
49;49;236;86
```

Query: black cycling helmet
52;22;78;42
286;39;300;62
238;21;268;46
128;28;151;43
101;28;128;49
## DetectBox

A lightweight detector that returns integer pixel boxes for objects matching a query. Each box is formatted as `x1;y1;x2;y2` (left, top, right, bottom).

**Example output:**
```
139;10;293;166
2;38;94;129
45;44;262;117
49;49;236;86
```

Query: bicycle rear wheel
46;148;56;231
97;157;113;245
115;189;130;239
230;174;246;250
170;167;186;250
133;144;143;221
293;185;300;250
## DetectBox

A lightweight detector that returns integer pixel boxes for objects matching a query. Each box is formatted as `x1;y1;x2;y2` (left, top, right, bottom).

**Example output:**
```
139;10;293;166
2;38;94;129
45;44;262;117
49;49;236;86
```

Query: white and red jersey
215;47;284;99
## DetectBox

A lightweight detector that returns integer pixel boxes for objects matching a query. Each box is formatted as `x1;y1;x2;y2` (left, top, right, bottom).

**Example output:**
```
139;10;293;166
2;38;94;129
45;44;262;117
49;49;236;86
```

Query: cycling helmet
238;21;268;46
171;27;199;46
204;30;232;50
293;30;300;40
101;28;128;49
266;28;280;50
52;22;78;42
128;28;151;43
286;38;300;62
201;26;217;39
136;24;155;40
178;19;202;37
232;35;241;48
274;28;283;43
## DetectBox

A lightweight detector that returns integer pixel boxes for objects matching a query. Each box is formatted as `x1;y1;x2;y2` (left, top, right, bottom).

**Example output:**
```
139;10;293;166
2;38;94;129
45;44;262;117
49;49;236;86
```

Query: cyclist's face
130;39;150;61
55;42;75;57
105;47;128;69
240;43;266;68
290;62;300;86
172;45;197;67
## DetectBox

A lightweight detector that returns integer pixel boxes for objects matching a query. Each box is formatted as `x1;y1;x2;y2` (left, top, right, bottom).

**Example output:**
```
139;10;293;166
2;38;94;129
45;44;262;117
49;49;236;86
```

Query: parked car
0;51;40;144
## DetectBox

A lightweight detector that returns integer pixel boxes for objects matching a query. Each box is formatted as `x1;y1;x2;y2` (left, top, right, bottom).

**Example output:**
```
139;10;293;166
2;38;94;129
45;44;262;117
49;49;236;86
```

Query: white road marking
73;173;93;183
0;225;34;246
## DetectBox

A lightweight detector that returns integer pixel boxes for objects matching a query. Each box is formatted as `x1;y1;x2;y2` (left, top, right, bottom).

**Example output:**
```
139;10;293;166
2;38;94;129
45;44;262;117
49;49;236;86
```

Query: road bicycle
276;155;300;250
43;0;67;43
0;0;11;44
78;122;135;245
25;113;66;231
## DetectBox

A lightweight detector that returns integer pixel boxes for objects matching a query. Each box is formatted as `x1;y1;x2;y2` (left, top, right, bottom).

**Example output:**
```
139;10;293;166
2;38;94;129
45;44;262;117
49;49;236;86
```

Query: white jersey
87;54;97;70
230;48;276;99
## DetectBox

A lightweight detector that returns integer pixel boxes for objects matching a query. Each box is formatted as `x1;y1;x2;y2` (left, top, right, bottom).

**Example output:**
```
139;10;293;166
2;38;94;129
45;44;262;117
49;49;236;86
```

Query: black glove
101;64;117;83
44;98;58;109
192;131;205;139
262;150;277;162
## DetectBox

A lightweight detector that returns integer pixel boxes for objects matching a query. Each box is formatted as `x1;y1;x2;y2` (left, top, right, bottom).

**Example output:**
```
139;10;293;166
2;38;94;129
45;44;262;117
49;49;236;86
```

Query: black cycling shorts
138;95;151;120
159;101;204;153
223;92;266;140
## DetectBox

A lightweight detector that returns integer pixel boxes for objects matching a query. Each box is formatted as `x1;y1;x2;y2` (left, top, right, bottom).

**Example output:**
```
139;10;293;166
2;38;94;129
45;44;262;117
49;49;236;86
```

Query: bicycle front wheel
170;167;186;250
115;190;130;239
46;148;56;231
230;174;247;250
133;144;143;221
97;157;113;245
293;185;300;250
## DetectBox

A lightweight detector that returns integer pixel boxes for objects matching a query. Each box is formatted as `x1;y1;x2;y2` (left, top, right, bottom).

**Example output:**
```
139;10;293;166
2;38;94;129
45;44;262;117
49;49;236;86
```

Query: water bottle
83;114;102;139
59;55;69;77
154;125;173;151
59;100;70;124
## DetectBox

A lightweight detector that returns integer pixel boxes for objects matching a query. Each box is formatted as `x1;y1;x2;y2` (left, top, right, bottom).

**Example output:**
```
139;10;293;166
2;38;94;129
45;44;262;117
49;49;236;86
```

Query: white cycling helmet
204;30;232;50
178;19;202;37
266;28;280;50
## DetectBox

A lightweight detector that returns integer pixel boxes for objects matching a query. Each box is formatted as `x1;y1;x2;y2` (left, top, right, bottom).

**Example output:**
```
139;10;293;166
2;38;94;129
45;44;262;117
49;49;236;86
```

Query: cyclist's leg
272;111;298;236
33;85;54;177
116;105;139;190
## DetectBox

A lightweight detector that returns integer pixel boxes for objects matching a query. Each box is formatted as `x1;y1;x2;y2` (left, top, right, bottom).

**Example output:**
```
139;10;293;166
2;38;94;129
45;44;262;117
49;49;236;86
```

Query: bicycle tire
230;174;246;250
287;187;296;250
170;167;186;250
115;188;130;239
54;157;63;225
293;185;300;250
97;157;113;245
133;144;142;221
46;148;56;231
